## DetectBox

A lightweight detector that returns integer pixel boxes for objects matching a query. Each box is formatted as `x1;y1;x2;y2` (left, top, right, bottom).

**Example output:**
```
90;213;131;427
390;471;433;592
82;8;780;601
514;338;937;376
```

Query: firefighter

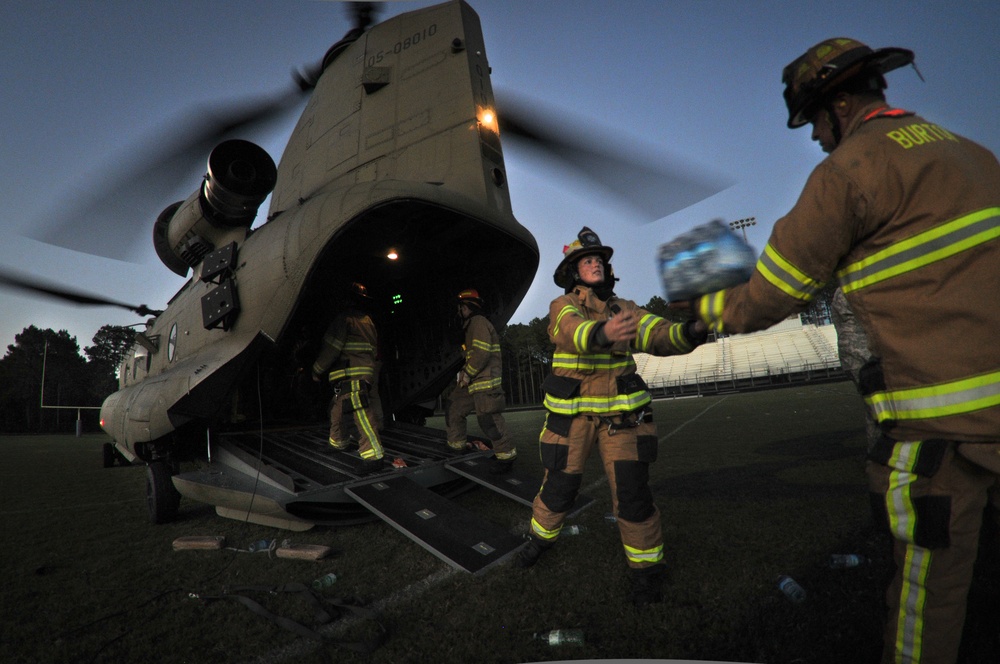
444;289;516;474
687;38;1000;663
516;227;708;608
312;281;384;475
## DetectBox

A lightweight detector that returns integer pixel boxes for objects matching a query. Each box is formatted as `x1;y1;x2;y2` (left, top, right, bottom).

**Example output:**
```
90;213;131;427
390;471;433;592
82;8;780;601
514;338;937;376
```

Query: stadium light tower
729;216;756;243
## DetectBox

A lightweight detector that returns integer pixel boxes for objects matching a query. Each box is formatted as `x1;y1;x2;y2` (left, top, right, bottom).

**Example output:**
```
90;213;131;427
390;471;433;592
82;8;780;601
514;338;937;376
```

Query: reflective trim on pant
329;381;382;460
445;383;512;454
867;440;999;664
529;412;663;569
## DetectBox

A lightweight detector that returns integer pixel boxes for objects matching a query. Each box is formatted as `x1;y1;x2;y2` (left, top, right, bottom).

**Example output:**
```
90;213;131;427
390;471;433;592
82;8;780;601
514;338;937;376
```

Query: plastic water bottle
829;554;868;568
534;628;584;646
248;539;273;553
777;575;806;604
312;573;337;590
563;525;585;535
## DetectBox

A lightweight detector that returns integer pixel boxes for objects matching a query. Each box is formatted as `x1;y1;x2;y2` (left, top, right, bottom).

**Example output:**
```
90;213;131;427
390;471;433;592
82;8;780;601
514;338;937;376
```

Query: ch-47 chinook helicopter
2;1;725;573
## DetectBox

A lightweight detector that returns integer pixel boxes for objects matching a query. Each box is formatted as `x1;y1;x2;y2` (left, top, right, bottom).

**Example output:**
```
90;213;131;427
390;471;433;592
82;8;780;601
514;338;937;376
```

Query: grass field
2;381;997;663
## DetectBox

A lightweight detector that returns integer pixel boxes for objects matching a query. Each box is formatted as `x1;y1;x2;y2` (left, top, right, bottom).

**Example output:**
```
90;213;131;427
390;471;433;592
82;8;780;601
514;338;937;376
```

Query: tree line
0;324;133;433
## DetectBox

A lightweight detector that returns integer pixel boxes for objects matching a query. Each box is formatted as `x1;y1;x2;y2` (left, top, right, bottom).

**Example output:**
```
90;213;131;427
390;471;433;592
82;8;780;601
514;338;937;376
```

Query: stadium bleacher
636;317;845;394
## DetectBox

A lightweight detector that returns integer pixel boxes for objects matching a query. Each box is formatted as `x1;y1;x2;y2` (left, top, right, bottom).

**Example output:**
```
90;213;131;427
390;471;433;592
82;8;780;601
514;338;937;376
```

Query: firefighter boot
514;536;552;568
629;563;667;608
355;456;384;476
488;456;514;475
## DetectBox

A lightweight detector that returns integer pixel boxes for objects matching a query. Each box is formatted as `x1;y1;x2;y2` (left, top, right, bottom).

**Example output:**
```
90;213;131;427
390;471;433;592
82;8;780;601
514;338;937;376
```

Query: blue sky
2;0;998;354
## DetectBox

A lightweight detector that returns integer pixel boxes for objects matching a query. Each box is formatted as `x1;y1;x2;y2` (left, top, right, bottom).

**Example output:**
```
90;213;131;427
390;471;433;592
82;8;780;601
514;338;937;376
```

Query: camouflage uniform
830;287;880;454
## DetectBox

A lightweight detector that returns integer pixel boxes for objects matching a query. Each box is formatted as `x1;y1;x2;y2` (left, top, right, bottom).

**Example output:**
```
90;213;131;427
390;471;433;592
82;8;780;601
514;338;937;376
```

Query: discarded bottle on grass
248;539;274;553
563;525;585;535
777;575;806;604
534;628;584;646
312;573;337;590
829;554;868;568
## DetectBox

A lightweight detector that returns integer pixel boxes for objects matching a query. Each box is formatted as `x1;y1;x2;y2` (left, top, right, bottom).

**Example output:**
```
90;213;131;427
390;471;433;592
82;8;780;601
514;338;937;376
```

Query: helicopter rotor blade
0;269;162;317
495;93;733;221
26;84;308;263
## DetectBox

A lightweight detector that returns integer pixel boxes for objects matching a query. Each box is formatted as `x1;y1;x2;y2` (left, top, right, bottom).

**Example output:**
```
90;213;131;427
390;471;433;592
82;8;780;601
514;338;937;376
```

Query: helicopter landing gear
146;461;181;524
102;442;131;468
102;442;115;468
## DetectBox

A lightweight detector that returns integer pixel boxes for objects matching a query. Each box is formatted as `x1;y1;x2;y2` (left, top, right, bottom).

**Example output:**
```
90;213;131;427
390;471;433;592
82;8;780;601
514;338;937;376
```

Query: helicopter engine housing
154;139;277;276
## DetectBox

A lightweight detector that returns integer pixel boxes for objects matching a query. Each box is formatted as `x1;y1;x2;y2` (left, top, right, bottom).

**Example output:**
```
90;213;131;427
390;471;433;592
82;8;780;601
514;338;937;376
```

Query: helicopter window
133;350;148;380
168;323;178;362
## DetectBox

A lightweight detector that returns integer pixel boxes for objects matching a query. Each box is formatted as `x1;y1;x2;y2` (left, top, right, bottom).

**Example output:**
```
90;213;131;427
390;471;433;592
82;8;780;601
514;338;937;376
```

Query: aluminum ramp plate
444;457;596;517
344;475;523;575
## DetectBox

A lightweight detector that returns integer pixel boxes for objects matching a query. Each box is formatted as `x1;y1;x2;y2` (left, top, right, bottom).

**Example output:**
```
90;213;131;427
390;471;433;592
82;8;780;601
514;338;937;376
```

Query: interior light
387;248;398;260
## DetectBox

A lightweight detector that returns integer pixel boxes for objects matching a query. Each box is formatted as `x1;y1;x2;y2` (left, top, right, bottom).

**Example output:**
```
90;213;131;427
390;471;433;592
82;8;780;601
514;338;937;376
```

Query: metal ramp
445;456;595;517
345;475;524;574
175;422;599;572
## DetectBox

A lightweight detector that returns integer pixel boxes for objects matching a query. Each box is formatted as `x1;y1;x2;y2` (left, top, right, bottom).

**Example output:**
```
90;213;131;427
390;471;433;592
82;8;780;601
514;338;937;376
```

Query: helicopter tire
102;442;115;469
146;461;181;524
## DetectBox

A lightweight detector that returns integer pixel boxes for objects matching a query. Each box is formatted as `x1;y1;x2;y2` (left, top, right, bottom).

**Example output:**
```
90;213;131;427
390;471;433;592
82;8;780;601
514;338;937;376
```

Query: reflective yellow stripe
838;207;1000;294
757;243;826;301
572;320;597;353
665;322;692;352
328;366;374;382
623;543;664;564
885;442;921;539
343;341;374;353
531;517;560;542
864;369;1000;424
470;339;500;352
551;353;635;372
634;314;664;352
543;391;651;416
698;290;726;333
883;441;929;664
468;376;503;393
553;305;580;337
894;545;930;663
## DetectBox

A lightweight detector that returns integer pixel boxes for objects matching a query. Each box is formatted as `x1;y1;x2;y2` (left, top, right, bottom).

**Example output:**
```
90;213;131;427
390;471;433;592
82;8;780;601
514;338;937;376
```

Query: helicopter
2;1;725;573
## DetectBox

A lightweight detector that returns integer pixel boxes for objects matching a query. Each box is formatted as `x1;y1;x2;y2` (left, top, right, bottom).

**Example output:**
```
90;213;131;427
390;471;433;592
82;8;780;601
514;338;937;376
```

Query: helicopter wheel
146;461;181;524
102;442;115;469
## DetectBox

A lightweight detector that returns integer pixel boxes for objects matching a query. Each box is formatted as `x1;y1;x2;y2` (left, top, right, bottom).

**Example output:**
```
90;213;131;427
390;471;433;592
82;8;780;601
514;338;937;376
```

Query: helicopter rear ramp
345;475;523;574
172;422;595;573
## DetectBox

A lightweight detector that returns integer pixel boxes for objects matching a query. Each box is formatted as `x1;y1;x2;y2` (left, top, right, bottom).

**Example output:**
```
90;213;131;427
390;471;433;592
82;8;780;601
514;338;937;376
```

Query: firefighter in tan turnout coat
312;281;384;476
690;38;1000;664
444;289;516;474
516;227;708;608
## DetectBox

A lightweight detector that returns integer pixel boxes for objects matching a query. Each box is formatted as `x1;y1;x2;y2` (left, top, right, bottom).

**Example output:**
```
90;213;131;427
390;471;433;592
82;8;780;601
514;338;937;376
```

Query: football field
2;380;996;663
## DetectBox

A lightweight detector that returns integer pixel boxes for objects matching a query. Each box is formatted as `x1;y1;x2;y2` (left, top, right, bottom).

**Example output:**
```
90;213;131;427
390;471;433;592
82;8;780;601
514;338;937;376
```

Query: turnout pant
867;439;1000;664
529;410;662;569
444;384;514;459
328;378;383;460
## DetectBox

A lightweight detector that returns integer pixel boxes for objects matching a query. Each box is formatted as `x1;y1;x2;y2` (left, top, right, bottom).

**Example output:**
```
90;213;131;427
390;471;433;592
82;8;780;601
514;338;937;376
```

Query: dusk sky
2;0;998;355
